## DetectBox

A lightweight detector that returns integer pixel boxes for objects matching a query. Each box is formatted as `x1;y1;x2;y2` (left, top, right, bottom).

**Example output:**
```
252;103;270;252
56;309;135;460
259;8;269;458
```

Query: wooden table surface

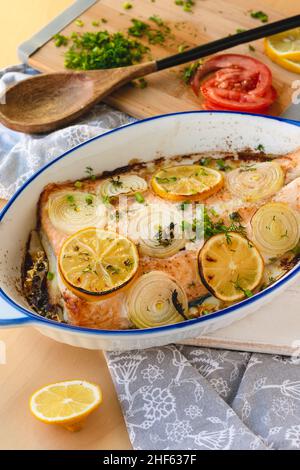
0;0;299;451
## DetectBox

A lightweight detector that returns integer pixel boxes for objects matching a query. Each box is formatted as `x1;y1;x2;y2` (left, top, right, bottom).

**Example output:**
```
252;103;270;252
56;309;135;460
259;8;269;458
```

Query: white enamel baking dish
0;111;300;351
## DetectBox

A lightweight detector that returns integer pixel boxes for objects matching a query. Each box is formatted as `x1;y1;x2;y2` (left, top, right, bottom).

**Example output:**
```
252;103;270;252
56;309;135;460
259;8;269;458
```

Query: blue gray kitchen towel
1;65;300;450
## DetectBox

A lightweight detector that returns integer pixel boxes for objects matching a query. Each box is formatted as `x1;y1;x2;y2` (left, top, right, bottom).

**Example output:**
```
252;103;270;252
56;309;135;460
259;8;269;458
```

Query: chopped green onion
250;10;269;23
135;192;145;203
53;34;69;47
47;272;54;281
85;195;94;205
256;144;265;152
75;19;84;27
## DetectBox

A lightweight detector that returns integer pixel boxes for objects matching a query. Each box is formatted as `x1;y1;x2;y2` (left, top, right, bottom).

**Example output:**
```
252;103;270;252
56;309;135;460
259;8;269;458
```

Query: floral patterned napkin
1;66;300;450
106;346;300;450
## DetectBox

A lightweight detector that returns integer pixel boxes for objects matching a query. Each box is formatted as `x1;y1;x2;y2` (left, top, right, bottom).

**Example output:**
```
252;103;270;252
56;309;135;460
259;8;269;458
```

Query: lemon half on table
151;165;224;201
30;380;102;432
264;28;300;73
59;228;139;301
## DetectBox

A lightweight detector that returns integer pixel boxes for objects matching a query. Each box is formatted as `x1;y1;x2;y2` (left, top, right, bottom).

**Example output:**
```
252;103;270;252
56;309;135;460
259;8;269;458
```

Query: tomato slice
201;82;277;112
202;99;270;114
191;54;273;98
190;54;276;113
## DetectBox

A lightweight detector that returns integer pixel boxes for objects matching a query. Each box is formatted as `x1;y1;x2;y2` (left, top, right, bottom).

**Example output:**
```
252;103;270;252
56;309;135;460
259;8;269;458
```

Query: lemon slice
59;228;139;300
151;165;224;201
264;28;300;60
265;32;300;73
30;380;102;431
198;233;264;302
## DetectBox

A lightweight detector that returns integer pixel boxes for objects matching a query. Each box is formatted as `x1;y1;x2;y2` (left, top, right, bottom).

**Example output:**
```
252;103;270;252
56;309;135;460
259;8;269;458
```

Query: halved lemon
30;380;102;432
59;228;139;301
264;30;300;73
151;165;224;201
198;232;264;302
264;28;300;60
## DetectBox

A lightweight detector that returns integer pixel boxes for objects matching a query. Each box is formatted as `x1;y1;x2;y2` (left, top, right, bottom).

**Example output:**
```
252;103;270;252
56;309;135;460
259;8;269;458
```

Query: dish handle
0;293;34;327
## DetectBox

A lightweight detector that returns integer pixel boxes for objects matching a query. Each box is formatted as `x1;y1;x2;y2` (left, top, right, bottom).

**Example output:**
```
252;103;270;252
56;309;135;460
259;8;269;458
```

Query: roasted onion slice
128;205;186;258
251;202;300;256
99;174;147;198
126;271;188;329
227;162;284;202
48;191;106;234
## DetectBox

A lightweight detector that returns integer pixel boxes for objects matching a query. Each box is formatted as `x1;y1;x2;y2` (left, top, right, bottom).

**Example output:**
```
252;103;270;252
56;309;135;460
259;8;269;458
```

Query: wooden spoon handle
85;61;157;95
156;14;300;71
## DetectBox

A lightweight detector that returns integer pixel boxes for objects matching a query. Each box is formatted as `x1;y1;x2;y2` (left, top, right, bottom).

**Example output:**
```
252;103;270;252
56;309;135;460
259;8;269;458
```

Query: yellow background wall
1;0;73;68
0;0;298;68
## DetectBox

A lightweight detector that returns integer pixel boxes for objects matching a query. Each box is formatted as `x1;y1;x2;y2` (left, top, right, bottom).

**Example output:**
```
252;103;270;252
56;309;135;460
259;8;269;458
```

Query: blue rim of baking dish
1;110;300;333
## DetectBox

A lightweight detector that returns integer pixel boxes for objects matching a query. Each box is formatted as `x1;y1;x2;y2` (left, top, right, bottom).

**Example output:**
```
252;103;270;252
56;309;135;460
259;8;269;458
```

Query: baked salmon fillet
23;149;300;330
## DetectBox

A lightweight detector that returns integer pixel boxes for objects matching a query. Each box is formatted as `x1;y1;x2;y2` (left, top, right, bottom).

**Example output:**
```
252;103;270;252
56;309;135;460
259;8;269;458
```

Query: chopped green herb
250;10;269;23
239;164;257;173
236;28;246;33
66;194;75;204
85;195;94;205
85;166;96;180
248;44;256;52
256;144;265;152
128;19;148;37
115;210;120;222
82;265;93;273
175;0;195;12
123;2;133;9
47;272;54;281
128;18;170;45
229;212;241;222
233;276;254;298
92;21;100;27
53;33;69;47
102;195;111;205
135;192;145;203
63;30;149;70
199;157;212;166
155;176;177;184
101;18;108;23
182;60;202;84
203;208;247;241
74;181;83;189
124;258;134;268
106;264;120;274
178;44;188;53
179;200;192;211
75;19;84;27
133;77;148;89
155;223;175;248
149;15;164;26
216;159;232;171
110;176;123;188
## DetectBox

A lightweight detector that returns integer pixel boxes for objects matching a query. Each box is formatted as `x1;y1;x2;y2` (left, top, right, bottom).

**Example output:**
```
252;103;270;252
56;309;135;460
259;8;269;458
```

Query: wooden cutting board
27;0;299;119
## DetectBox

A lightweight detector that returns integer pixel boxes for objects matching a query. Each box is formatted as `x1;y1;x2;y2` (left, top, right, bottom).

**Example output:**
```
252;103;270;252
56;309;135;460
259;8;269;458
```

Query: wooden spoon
0;14;299;134
0;63;156;133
